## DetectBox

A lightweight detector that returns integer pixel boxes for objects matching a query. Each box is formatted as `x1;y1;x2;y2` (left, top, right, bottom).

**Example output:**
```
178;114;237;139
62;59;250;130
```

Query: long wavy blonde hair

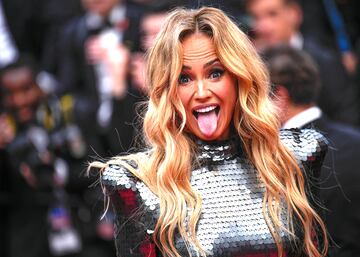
93;7;327;257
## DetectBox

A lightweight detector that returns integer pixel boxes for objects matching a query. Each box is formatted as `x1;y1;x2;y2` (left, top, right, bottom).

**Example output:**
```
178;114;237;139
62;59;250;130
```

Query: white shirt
86;5;127;128
289;32;304;50
282;106;322;129
0;1;18;67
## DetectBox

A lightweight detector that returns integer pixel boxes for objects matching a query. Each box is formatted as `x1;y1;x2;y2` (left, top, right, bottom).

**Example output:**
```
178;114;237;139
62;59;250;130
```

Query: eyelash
209;68;224;79
178;68;225;85
178;74;191;85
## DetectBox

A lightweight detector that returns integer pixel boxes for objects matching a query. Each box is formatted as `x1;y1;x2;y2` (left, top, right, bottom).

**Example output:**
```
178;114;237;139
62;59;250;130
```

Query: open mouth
192;105;220;137
193;105;220;119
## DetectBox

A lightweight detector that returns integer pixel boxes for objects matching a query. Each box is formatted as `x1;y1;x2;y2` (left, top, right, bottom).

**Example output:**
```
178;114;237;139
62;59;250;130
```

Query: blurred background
0;0;359;257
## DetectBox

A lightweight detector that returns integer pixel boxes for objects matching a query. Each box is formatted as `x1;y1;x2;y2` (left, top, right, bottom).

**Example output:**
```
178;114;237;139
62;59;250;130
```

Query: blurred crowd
0;0;359;257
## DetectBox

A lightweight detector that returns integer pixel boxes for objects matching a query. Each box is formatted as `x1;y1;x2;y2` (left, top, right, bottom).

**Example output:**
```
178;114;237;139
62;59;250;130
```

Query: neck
282;103;313;126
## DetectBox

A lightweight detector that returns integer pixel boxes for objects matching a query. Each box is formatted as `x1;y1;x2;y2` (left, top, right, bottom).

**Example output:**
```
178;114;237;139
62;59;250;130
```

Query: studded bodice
102;129;328;257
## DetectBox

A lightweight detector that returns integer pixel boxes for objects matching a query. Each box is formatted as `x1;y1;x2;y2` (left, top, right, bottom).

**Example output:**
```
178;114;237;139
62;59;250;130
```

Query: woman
91;7;328;257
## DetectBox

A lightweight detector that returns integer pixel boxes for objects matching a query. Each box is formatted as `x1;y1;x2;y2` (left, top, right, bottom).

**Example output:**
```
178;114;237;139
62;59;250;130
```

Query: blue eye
178;74;191;85
209;69;224;79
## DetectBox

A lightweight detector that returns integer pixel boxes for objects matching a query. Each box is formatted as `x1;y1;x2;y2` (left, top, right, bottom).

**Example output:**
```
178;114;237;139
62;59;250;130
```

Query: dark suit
0;149;11;257
303;38;359;125
57;3;143;156
302;116;360;257
2;0;83;68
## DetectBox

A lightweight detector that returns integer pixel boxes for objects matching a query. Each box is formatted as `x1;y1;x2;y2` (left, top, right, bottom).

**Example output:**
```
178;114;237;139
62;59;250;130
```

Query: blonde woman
91;7;328;257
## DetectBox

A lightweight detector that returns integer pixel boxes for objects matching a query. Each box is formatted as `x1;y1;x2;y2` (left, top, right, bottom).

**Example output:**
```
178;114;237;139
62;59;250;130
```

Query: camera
6;125;67;189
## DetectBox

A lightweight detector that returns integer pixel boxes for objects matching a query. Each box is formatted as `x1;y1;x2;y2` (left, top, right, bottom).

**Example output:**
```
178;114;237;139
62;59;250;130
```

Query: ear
288;3;303;28
272;85;291;125
273;85;291;110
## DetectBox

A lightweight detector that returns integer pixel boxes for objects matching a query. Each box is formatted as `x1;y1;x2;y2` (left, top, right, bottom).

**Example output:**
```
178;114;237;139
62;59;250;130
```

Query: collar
289;32;304;50
282;106;322;129
195;135;241;163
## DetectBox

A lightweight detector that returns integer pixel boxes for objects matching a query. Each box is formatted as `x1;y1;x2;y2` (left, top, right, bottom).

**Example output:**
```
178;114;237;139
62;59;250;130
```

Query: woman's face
177;33;237;141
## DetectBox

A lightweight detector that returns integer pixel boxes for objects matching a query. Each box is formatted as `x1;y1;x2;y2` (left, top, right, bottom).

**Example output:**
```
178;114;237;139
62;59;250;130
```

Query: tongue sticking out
197;110;218;137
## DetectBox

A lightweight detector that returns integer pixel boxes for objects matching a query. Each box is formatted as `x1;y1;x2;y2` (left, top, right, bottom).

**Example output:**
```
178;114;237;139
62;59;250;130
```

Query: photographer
0;56;111;257
0;112;13;257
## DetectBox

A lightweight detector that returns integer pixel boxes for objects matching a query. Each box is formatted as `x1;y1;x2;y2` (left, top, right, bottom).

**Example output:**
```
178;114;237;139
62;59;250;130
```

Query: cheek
28;89;39;101
222;80;238;117
219;77;237;102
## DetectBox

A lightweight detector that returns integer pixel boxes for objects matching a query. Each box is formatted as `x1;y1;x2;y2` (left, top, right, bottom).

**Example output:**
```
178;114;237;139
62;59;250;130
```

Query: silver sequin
102;129;328;257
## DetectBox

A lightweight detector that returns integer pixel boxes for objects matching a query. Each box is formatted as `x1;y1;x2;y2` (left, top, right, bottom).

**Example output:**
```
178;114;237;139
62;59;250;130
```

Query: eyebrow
182;58;220;70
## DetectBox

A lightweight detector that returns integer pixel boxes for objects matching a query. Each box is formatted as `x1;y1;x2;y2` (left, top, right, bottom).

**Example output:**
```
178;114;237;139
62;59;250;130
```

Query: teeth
195;105;217;113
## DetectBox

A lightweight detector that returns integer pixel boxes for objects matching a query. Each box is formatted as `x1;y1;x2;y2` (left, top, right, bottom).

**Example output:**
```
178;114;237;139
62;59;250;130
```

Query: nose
195;79;210;100
12;92;28;107
256;17;272;36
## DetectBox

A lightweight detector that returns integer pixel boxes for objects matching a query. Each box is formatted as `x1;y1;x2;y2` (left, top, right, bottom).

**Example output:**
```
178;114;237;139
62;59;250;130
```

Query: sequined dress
102;129;328;257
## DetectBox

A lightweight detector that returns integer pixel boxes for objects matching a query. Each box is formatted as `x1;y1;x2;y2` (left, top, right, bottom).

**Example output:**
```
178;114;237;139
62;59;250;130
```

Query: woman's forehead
182;33;217;64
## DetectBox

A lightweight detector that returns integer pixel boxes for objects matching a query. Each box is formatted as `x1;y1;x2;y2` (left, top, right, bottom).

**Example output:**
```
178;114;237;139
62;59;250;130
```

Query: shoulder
101;151;149;192
101;152;160;217
326;121;360;143
102;162;138;190
280;128;328;165
303;37;340;63
62;16;85;36
59;16;87;49
317;121;360;164
280;128;328;151
125;2;145;19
